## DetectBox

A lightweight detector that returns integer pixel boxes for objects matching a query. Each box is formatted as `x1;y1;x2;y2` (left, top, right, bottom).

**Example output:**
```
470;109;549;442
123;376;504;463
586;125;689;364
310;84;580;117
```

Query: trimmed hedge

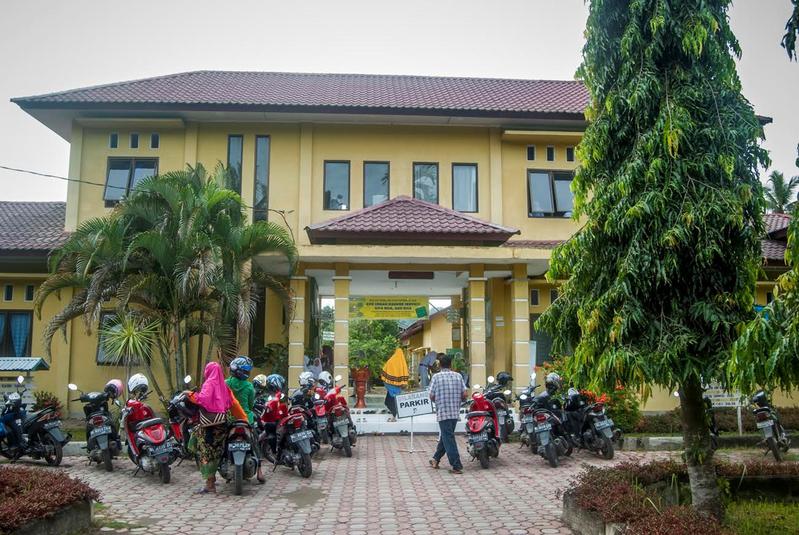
0;467;99;533
635;407;799;434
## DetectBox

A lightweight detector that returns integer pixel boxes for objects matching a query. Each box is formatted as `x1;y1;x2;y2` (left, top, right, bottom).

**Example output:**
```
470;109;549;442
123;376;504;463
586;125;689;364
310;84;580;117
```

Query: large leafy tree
538;0;767;518
36;164;296;400
349;319;401;383
764;170;799;213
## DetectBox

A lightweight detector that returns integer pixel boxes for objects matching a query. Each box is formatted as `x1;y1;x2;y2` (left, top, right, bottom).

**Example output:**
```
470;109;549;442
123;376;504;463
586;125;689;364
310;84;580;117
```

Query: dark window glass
24;285;34;302
253;136;270;222
566;146;575;162
530;313;554;366
104;158;158;204
0;311;32;358
530;289;539;306
130;133;139;149
452;164;478;212
3;285;12;301
766;292;774;304
109;133;118;149
527;146;536;161
413;163;439;204
150;133;160;149
227;135;243;194
363;162;390;207
553;172;574;216
546;146;555;161
527;171;574;218
323;161;350;210
550;289;559;303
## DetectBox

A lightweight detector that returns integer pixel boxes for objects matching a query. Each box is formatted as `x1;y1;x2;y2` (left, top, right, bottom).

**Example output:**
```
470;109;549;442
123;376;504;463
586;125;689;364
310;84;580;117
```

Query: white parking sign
396;390;434;419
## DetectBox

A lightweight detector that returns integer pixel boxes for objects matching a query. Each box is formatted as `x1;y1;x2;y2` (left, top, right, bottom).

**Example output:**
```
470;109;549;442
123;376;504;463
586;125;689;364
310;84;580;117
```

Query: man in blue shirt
427;353;467;473
419;349;437;388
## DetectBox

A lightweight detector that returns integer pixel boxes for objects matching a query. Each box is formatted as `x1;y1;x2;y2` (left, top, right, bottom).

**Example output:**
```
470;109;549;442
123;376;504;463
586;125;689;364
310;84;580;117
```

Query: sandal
194;487;216;494
429;459;440;469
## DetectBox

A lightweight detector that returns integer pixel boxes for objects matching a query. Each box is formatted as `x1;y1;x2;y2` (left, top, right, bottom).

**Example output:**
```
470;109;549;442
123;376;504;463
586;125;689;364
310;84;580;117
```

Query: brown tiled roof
762;239;786;262
764;212;791;238
502;239;564;249
12;71;589;119
0;201;67;252
306;196;518;245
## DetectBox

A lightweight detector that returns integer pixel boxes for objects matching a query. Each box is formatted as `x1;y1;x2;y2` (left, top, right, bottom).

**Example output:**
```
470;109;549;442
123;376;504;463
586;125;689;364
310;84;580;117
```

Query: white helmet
298;371;315;388
127;373;149;396
318;371;333;388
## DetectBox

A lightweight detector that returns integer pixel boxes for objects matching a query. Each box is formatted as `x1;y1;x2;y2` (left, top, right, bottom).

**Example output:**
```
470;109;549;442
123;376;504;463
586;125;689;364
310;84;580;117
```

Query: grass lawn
725;501;799;534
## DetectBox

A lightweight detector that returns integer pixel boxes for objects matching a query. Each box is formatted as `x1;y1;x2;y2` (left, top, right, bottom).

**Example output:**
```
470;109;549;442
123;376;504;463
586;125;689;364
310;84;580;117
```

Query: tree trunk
174;320;185;389
679;377;722;519
195;311;206;383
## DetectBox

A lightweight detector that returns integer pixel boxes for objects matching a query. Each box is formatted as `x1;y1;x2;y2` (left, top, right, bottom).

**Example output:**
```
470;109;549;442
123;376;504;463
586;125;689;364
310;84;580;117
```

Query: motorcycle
464;381;507;469
1;376;68;465
323;374;357;457
520;386;572;467
751;390;790;462
289;386;322;455
562;387;616;460
518;374;541;451
120;389;177;483
166;375;198;462
313;385;331;445
219;419;259;495
483;374;515;441
68;382;122;471
256;389;314;478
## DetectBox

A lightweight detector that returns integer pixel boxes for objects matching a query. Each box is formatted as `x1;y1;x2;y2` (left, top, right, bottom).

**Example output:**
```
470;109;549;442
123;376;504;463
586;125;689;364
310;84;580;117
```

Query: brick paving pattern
52;436;671;535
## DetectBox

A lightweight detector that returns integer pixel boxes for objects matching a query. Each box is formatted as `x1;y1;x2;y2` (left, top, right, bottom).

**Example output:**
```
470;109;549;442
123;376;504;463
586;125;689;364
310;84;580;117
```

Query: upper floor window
130;133;139;149
109;133;118;149
363;162;389;207
413;163;439;204
530;289;539;306
527;170;574;218
550;289;559;303
104;158;158;205
253;136;270;221
150;133;160;149
527;146;536;161
546;146;555;162
0;311;32;358
227;135;243;194
24;285;34;302
324;161;350;210
452;164;478;212
566;146;575;162
3;285;12;301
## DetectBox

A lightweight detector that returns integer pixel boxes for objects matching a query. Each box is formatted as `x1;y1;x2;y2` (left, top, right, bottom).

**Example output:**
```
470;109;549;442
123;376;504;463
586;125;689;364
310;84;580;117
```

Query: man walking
419;349;437;388
428;352;467;474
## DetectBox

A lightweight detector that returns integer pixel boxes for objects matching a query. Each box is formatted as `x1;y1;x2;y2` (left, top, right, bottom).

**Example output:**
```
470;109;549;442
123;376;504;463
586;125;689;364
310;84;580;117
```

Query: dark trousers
433;419;462;470
385;393;398;418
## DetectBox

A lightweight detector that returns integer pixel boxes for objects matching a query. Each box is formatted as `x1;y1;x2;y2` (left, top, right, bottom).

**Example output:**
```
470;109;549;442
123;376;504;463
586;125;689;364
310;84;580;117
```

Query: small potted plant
350;351;370;408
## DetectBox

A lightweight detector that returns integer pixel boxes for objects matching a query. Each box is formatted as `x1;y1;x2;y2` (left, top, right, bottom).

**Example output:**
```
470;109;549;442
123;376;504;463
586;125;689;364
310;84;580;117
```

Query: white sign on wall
396;390;434;419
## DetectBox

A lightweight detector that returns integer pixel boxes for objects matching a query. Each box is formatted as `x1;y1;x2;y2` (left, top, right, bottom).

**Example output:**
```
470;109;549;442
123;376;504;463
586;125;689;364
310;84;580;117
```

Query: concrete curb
561;489;624;535
10;499;92;535
63;441;88;457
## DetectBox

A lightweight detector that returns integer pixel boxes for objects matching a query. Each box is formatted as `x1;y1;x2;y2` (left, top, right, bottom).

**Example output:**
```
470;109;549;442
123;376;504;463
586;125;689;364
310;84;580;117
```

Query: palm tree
764;170;799;213
36;164;297;402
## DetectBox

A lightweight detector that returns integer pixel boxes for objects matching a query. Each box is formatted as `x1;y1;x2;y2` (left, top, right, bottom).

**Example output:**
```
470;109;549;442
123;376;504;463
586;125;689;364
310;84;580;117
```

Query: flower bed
0;466;99;534
636;407;799;434
562;460;799;535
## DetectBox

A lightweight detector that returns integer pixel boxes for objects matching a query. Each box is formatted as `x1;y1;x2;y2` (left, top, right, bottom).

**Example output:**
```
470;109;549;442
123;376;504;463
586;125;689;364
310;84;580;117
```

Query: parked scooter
521;372;572;468
483;373;515;441
322;373;357;457
518;374;541;452
751;390;790;461
1;375;68;465
120;374;177;483
219;419;259;495
166;375;198;462
68;379;123;471
562;387;616;460
465;380;506;468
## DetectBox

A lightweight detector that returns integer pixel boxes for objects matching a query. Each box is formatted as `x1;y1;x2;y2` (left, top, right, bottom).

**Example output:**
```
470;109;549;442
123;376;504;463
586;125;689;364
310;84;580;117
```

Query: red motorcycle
465;382;502;469
323;375;357;457
313;386;330;444
256;390;314;478
166;375;197;462
120;384;176;484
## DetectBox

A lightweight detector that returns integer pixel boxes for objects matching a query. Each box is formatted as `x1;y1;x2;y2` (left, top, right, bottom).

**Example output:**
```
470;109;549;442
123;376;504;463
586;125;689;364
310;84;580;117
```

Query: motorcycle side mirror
473;384;481;390
334;374;342;382
183;375;192;385
16;376;24;384
68;383;78;391
504;389;512;396
520;394;528;400
487;376;495;384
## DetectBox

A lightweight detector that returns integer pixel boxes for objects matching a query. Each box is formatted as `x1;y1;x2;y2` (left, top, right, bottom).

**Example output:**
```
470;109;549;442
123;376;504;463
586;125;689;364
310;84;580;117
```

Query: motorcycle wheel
342;436;352;458
600;436;615;460
545;442;559;468
529;438;537;455
478;448;490;469
102;448;114;472
298;452;313;478
767;437;783;462
41;434;63;466
233;463;243;495
159;463;171;484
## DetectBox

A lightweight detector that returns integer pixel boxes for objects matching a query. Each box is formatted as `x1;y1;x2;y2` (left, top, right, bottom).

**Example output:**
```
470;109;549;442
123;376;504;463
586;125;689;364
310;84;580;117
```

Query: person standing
428;353;467;474
226;356;266;483
381;348;409;422
419;349;437;388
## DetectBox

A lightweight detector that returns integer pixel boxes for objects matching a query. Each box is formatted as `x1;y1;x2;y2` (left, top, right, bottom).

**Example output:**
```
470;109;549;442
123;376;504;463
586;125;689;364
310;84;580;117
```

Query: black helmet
495;372;513;386
230;356;254;380
265;373;287;395
545;372;562;393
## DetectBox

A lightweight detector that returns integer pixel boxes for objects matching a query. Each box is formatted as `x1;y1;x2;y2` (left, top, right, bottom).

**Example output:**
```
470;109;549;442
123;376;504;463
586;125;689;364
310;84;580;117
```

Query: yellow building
2;71;791;414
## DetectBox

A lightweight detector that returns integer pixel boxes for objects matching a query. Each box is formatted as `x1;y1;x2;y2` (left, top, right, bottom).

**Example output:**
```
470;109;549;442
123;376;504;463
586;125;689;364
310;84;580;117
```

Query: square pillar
510;264;531;392
468;265;487;388
333;264;351;387
288;275;308;388
450;295;462;350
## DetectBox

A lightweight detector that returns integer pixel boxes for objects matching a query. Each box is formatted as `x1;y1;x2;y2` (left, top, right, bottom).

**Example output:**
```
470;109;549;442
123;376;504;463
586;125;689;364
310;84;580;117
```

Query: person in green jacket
227;356;265;482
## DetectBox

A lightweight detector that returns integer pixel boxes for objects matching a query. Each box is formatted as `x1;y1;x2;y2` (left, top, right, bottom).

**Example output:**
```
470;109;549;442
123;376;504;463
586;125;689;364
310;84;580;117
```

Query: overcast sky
0;0;796;201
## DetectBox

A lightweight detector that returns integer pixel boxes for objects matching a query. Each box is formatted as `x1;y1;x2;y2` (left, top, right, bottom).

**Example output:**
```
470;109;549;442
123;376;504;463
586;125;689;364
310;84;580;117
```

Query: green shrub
32;390;63;419
724;501;799;535
636;407;799;434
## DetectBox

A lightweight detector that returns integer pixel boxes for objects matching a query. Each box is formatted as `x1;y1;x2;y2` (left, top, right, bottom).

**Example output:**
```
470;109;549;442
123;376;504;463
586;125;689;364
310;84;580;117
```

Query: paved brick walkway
55;436;668;535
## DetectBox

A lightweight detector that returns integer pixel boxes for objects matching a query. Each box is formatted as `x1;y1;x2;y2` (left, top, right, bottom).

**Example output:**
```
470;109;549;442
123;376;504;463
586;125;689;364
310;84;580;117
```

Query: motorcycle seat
466;411;491;418
134;418;164;431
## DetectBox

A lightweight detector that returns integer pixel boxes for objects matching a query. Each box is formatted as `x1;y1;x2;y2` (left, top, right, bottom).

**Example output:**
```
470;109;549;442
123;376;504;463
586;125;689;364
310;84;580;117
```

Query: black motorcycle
562;388;616;460
521;387;572;467
0;376;68;465
219;420;258;495
751;390;790;462
68;382;121;471
166;375;198;462
288;387;322;456
483;375;515;442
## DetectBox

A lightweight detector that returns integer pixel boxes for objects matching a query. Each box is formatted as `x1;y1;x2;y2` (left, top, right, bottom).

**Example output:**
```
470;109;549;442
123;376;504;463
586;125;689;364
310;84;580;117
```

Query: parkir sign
396;390;434;419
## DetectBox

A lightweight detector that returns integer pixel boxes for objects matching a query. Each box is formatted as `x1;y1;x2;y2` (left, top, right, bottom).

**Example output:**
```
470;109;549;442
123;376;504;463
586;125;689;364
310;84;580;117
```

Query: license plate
150;443;172;456
522;415;534;423
290;430;314;443
227;441;250;452
90;425;111;437
594;419;613;430
335;418;349;427
43;421;60;430
317;419;327;429
756;420;774;429
471;431;489;443
497;410;506;418
535;423;552;433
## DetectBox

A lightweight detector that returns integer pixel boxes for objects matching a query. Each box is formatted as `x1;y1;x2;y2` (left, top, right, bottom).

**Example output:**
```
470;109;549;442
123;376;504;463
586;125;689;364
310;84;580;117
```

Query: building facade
2;71;791;413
